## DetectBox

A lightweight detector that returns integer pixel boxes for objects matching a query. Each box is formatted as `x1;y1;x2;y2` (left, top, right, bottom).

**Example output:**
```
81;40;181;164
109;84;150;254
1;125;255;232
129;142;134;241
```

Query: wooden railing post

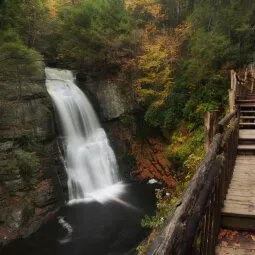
205;110;219;152
229;70;237;112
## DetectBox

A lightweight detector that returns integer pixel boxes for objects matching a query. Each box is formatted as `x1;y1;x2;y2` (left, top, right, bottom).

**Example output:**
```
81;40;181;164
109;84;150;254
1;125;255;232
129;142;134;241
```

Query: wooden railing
229;65;255;111
147;109;240;255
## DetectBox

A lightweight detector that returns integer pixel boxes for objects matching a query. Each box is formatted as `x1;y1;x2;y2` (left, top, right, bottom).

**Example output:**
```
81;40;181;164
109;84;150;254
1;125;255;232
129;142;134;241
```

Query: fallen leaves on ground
218;228;255;248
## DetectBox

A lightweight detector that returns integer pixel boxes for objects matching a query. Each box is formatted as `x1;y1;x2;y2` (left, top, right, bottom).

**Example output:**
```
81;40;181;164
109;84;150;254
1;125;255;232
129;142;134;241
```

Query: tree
57;0;134;69
0;30;43;100
2;0;50;48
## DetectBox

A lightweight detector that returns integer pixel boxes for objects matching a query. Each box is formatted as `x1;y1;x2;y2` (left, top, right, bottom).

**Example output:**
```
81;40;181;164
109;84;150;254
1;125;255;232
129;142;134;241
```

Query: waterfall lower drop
45;67;124;204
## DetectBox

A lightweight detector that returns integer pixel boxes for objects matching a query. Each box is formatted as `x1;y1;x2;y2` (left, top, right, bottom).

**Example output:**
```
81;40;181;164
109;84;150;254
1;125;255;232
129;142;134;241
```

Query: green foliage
0;0;50;48
141;189;177;229
15;150;39;182
166;125;205;170
120;114;136;124
0;29;43;79
58;0;134;68
0;29;43;100
143;0;254;130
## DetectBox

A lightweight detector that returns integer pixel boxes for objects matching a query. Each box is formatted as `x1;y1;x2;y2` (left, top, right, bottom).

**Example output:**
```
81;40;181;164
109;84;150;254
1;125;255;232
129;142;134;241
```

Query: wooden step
240;116;255;119
216;246;255;255
238;129;255;144
239;130;255;140
240;111;255;115
237;100;255;103
221;154;255;231
239;123;255;129
221;213;255;231
239;104;255;108
238;145;255;155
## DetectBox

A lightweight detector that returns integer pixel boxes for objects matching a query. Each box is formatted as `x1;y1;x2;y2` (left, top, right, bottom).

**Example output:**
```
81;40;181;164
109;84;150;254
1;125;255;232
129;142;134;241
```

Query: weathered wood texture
221;90;255;233
147;107;239;255
147;113;240;255
239;130;255;139
205;111;219;152
221;152;255;231
147;134;223;255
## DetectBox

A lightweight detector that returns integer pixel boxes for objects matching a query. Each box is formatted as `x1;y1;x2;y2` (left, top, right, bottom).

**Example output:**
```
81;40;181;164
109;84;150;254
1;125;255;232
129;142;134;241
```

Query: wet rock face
0;73;64;245
78;74;138;121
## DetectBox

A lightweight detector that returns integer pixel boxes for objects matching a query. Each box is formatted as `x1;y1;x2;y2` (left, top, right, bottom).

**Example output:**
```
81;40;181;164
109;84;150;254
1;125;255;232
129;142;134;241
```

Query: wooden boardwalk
217;98;255;254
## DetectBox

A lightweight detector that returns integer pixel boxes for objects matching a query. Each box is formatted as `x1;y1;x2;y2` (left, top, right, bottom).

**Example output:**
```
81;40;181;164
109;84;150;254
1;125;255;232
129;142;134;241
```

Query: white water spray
45;68;122;203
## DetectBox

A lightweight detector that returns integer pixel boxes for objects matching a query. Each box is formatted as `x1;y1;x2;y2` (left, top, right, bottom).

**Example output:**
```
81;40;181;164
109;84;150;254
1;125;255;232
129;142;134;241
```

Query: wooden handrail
217;110;237;131
147;109;240;255
147;134;222;255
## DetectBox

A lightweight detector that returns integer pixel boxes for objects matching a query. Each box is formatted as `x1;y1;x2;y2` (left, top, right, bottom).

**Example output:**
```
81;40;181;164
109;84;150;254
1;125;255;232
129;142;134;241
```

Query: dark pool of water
2;183;156;255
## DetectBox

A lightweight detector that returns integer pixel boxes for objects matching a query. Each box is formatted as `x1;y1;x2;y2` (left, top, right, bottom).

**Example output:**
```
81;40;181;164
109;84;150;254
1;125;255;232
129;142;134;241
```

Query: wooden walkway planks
216;247;255;255
221;128;255;233
239;130;255;140
222;155;255;219
216;245;255;255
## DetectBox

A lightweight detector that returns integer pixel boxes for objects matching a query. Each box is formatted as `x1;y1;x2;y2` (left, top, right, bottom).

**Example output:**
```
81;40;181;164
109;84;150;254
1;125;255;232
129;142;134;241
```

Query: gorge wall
0;70;64;245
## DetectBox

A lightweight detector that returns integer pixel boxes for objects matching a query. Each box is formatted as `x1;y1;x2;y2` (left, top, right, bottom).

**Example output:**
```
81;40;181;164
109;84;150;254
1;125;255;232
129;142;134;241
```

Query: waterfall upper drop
45;67;121;203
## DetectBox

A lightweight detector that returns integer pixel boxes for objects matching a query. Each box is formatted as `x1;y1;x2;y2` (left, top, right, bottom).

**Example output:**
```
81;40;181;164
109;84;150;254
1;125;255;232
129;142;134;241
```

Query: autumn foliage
132;138;176;188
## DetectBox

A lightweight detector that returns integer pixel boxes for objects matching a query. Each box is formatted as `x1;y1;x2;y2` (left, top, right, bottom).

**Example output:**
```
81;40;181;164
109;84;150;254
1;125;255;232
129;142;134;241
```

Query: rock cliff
0;70;64;245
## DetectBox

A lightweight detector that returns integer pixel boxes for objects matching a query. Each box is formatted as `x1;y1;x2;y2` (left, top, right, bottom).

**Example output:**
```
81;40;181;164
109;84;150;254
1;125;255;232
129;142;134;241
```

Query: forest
0;0;255;254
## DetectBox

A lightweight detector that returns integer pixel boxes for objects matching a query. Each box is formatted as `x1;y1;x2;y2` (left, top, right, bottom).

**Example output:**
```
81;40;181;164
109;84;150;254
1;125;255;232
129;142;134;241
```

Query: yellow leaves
46;0;77;17
135;34;174;104
129;1;190;113
125;0;166;20
47;0;58;17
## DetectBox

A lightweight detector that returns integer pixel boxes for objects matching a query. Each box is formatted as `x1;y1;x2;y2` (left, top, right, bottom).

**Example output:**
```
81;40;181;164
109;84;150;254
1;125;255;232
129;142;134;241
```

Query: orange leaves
47;0;57;17
218;228;255;249
131;137;176;188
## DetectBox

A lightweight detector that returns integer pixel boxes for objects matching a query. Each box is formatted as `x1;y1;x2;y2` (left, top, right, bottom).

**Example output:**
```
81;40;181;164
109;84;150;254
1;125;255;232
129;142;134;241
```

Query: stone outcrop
78;72;138;120
0;70;64;245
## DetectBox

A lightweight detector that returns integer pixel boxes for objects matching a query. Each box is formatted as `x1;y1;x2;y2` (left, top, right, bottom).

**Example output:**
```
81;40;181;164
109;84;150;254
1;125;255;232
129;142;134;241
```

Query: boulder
6;203;35;229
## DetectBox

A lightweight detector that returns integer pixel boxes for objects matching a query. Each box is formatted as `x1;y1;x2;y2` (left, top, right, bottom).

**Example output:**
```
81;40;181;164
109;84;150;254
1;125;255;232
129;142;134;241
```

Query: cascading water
45;67;122;203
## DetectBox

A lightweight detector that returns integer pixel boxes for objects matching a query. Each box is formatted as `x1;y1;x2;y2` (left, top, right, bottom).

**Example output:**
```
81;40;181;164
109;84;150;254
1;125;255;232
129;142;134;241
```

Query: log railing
229;65;255;111
147;110;239;255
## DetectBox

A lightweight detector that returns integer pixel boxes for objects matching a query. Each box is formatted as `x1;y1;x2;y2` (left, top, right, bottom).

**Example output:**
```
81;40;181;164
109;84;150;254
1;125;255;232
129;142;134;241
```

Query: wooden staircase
239;96;255;130
221;95;255;230
216;94;255;254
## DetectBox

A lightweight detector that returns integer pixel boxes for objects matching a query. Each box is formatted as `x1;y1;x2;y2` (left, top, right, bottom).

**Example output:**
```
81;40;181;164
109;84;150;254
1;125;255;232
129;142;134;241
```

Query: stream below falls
2;183;156;255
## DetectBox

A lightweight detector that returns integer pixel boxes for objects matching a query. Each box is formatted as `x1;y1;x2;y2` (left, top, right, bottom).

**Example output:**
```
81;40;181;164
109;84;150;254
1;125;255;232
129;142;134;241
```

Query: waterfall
45;67;121;203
